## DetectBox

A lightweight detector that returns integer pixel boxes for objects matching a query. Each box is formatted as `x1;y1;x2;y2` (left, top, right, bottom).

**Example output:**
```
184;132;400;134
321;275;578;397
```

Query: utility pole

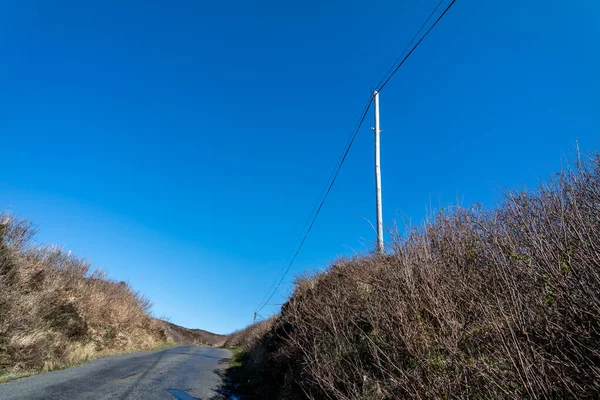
253;312;257;324
373;90;384;254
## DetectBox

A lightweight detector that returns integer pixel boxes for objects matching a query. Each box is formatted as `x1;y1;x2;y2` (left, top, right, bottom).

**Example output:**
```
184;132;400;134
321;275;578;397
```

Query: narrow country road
0;345;232;400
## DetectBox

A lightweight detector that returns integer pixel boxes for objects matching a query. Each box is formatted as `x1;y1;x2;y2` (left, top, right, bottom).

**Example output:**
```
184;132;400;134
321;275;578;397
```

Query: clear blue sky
1;0;598;334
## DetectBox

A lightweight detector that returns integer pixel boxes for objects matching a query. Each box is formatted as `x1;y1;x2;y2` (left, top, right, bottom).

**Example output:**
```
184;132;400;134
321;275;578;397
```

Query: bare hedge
236;152;600;399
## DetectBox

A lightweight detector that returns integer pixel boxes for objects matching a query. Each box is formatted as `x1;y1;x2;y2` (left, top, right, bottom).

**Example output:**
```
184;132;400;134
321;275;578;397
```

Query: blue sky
1;0;598;334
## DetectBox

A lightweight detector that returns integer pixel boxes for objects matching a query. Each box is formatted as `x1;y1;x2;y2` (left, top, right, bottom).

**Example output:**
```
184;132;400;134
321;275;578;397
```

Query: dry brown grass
230;152;600;399
0;215;171;376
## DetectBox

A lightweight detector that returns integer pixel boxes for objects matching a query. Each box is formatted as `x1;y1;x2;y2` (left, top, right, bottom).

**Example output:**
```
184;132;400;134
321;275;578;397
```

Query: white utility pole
373;90;384;254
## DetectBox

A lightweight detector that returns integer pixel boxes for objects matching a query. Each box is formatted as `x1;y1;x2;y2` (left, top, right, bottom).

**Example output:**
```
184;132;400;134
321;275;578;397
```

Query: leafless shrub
225;317;276;351
234;152;600;399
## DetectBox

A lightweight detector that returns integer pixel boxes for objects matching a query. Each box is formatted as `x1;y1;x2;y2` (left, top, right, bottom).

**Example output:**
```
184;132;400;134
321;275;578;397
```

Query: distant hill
161;320;226;346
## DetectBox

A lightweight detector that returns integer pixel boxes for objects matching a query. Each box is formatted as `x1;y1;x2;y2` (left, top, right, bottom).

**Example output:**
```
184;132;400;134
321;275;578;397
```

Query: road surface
0;345;232;400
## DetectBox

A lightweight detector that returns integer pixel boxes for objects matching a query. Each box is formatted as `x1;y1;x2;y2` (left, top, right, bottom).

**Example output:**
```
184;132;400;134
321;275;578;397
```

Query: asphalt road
0;345;232;400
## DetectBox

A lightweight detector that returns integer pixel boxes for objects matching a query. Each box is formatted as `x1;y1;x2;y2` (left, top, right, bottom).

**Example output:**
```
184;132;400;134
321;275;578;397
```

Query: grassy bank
0;213;218;380
225;152;600;399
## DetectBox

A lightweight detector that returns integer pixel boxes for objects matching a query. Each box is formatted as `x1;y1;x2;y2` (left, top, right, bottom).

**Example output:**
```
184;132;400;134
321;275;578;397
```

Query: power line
254;0;456;315
253;100;369;312
254;95;374;314
374;0;445;90
376;0;456;92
